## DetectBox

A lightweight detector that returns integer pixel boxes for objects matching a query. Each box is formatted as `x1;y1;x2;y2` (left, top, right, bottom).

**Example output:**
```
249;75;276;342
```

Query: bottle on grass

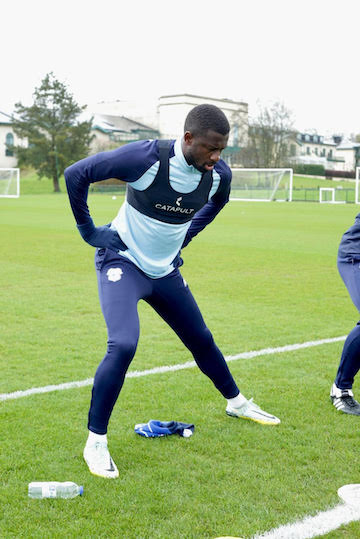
28;481;83;499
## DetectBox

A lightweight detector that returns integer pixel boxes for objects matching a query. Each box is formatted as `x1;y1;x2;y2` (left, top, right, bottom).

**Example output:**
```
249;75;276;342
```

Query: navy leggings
335;260;360;389
88;248;239;434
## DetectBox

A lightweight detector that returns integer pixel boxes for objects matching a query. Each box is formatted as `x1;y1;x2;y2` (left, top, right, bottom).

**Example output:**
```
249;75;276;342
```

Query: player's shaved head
182;105;229;173
184;104;230;137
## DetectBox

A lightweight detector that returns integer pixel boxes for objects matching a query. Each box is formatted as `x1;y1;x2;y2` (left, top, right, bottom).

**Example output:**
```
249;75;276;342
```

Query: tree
11;73;93;192
241;101;295;168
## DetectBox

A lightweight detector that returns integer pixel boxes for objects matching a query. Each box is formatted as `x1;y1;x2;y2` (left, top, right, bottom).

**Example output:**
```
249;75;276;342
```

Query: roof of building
0;110;13;125
92;114;158;134
159;93;248;107
297;132;337;146
336;142;360;150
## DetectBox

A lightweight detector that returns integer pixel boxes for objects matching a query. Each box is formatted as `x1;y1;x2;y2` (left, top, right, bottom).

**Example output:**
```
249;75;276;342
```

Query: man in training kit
65;104;280;479
331;216;360;415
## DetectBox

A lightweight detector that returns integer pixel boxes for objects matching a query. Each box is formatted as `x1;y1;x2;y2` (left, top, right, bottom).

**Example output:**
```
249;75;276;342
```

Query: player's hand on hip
77;219;127;251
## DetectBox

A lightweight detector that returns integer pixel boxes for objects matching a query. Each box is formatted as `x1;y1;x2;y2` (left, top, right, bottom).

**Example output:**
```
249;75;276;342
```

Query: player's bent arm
65;140;158;225
182;170;231;248
65;166;126;250
65;140;159;249
181;199;227;248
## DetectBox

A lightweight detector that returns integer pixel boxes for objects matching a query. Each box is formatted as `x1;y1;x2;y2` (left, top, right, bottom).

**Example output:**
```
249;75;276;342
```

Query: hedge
292;164;325;176
324;169;355;179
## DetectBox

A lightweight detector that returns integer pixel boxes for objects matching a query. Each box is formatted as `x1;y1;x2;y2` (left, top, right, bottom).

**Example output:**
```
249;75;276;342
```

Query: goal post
356;167;360;204
319;187;335;203
0;168;20;198
230;168;293;202
319;187;347;204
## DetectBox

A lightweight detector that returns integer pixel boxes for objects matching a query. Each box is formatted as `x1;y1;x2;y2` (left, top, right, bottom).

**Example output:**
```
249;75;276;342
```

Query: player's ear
183;131;193;145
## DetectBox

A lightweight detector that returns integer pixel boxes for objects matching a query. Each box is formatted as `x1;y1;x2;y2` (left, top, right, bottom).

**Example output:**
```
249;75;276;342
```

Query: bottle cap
79;486;84;495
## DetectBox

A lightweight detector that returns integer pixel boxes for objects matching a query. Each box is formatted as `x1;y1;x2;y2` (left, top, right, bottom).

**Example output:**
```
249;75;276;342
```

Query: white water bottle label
43;484;57;498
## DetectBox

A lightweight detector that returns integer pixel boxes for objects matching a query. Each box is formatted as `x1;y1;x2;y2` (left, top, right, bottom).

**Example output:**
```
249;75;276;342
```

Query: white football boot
83;441;119;479
226;398;281;425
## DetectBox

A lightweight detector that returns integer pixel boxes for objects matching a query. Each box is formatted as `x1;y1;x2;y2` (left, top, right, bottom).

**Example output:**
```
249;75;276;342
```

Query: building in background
335;141;360;172
0;111;24;168
90;114;159;153
287;132;359;173
88;99;159;132
296;133;337;161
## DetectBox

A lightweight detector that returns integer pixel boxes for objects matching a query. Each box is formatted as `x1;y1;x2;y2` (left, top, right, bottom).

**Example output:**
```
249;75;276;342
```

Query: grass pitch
1;191;360;538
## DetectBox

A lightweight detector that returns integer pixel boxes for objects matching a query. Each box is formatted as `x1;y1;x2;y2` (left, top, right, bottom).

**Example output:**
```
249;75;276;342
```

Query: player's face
182;130;229;173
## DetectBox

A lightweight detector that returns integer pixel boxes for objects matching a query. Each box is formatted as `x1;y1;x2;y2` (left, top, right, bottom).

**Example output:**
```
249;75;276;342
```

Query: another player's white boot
226;393;280;425
83;433;119;479
330;383;360;415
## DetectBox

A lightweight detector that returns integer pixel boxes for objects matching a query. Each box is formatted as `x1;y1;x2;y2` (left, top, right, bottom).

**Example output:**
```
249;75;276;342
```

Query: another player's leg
149;270;280;425
331;322;360;415
332;261;360;415
84;251;151;478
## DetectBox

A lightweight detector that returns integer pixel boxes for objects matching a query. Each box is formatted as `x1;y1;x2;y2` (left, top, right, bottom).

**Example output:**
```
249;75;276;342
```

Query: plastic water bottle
28;481;83;499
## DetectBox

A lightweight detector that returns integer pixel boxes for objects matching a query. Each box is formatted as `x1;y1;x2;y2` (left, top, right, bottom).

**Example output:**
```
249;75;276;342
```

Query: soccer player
65;104;280;479
331;216;360;415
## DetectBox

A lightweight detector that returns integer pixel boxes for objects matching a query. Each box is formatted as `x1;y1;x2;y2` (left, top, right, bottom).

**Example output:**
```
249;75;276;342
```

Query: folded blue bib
134;420;194;438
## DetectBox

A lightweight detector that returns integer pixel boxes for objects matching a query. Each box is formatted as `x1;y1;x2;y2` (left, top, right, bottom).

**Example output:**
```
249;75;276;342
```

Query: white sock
86;430;108;446
227;392;247;408
332;383;353;397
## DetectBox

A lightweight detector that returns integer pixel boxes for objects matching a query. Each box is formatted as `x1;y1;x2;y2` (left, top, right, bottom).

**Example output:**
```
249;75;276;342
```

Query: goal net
0;168;20;198
319;187;347;204
230;168;293;202
356;167;360;204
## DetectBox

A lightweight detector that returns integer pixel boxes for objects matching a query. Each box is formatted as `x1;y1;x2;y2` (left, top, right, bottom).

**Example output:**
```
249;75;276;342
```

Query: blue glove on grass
77;219;127;251
134;420;194;438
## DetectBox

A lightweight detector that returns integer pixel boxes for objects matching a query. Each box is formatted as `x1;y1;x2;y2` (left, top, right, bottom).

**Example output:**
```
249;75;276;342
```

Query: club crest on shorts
107;267;123;282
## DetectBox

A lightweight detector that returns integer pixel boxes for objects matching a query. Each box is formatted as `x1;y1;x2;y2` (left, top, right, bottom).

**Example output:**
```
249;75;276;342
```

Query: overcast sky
2;0;359;137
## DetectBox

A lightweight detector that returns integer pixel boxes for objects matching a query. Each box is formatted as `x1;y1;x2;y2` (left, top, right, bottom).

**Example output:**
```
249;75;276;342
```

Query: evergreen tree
11;73;93;192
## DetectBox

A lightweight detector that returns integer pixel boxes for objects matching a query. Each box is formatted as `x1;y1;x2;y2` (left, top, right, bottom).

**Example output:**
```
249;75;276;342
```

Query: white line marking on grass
215;485;360;539
250;484;360;539
0;335;346;402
